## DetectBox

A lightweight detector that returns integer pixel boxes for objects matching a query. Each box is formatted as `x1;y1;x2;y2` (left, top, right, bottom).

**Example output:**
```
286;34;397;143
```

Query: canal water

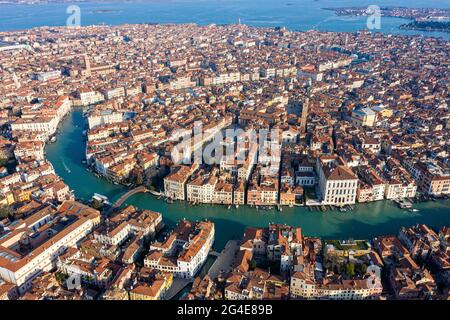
46;109;450;250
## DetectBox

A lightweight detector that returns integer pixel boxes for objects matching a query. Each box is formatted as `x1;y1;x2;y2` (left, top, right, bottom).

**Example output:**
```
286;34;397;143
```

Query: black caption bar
176;302;274;319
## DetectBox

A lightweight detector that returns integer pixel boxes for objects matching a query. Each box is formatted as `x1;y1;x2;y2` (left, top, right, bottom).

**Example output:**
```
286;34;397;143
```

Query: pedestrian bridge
107;186;148;214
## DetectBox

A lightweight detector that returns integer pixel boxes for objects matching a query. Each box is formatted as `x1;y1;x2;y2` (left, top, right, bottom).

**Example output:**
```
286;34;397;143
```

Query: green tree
91;198;103;210
55;272;69;287
346;263;355;277
361;263;367;275
0;206;11;219
136;171;144;185
0;158;8;167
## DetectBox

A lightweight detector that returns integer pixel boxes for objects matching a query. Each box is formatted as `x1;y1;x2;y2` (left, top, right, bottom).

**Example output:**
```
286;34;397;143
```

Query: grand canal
46;109;450;250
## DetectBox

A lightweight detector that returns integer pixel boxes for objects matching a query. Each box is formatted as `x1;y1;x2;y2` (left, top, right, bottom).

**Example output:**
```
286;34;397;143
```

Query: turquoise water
0;0;449;39
46;110;450;250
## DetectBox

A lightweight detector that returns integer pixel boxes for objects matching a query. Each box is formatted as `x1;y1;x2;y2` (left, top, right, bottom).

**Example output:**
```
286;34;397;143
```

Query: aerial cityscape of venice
0;0;449;305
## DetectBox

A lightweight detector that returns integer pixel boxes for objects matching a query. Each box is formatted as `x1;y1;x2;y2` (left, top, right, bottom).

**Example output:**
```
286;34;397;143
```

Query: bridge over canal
106;186;148;214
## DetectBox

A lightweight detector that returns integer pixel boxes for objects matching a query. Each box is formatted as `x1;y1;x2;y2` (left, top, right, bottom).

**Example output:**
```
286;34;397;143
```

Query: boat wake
61;158;71;173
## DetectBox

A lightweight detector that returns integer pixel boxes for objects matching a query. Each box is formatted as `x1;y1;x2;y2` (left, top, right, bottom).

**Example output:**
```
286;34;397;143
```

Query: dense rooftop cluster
1;24;448;210
186;223;450;300
0;23;449;300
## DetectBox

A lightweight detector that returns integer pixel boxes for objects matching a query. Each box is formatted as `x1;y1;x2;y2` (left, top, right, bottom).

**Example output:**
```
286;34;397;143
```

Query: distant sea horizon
0;0;449;39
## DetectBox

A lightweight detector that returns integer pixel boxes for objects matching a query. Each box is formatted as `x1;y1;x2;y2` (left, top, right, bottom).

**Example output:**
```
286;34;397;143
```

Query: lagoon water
0;0;449;39
46;110;450;250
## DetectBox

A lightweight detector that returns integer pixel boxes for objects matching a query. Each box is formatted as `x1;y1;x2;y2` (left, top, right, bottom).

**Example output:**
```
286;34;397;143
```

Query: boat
50;136;57;143
227;205;231;210
235;205;239;208
394;198;413;209
409;208;420;213
92;193;111;206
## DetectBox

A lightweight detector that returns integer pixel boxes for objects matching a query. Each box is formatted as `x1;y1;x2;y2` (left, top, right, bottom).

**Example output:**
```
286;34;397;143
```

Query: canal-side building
164;164;199;200
316;155;358;206
213;181;234;205
398;224;441;260
13;141;45;162
75;88;105;107
93;206;163;246
246;165;279;206
411;161;450;196
144;220;214;279
355;166;386;203
11;117;59;138
239;224;304;273
0;201;100;294
87;109;124;130
266;224;303;272
186;169;218;204
233;179;246;205
382;158;417;200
